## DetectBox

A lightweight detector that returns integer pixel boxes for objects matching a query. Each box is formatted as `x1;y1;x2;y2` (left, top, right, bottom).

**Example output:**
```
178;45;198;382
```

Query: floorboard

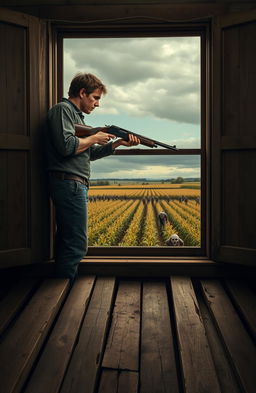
60;277;116;393
225;279;256;341
0;278;39;336
0;278;69;393
140;280;179;393
25;276;96;393
102;280;141;371
201;280;256;393
171;277;221;393
0;274;254;393
197;288;241;393
98;370;139;393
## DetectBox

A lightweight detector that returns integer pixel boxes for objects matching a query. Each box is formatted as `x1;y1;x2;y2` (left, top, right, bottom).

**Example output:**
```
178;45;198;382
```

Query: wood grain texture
24;276;96;393
0;278;38;335
60;277;116;393
102;280;141;371
0;275;255;393
98;369;138;393
225;279;256;340
23;3;228;21
171;276;221;393
0;21;27;135
140;280;179;393
201;279;256;393
0;279;69;393
198;289;241;393
211;11;256;266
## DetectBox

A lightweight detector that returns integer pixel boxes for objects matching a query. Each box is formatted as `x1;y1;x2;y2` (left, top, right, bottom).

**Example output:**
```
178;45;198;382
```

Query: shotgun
75;124;177;151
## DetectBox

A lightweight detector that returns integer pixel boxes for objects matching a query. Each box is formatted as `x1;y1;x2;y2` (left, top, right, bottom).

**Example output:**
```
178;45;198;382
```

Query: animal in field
166;233;184;246
158;211;168;229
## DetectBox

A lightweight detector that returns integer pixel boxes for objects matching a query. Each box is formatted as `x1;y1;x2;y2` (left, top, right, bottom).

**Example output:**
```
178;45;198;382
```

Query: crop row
88;199;134;244
159;200;200;246
88;198;201;247
89;188;200;198
93;200;140;246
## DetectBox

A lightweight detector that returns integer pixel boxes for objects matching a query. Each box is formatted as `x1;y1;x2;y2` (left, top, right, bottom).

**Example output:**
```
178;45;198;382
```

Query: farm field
88;182;201;247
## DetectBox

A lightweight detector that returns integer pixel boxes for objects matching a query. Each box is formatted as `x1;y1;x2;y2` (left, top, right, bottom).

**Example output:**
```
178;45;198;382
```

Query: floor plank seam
222;280;256;345
165;277;185;393
0;278;42;342
93;277;119;393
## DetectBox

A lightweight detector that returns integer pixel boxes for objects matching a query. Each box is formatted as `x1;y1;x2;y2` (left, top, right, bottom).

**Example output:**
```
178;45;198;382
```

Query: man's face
80;88;102;114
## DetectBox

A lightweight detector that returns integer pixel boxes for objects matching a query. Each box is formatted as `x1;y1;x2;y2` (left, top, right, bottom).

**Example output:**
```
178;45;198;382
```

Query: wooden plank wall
1;1;256;21
0;20;30;263
0;275;255;393
211;12;256;266
0;9;49;268
221;20;256;250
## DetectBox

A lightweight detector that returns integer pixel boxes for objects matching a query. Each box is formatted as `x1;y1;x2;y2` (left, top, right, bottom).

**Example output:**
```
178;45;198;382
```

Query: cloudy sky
63;36;201;179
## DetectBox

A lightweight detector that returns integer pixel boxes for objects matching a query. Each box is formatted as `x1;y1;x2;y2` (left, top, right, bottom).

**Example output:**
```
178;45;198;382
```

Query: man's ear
79;88;87;98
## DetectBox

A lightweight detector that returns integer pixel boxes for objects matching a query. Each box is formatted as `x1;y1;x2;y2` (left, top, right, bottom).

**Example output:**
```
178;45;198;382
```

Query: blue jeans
49;178;88;280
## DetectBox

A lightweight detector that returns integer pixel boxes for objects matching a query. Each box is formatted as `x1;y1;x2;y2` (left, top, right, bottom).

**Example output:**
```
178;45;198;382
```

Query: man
46;72;139;280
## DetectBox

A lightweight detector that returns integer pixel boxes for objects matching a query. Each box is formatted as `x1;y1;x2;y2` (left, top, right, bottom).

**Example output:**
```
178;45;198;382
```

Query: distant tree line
90;180;110;186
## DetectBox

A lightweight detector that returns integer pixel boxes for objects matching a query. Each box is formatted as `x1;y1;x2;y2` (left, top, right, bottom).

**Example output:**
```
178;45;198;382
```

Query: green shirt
45;98;114;180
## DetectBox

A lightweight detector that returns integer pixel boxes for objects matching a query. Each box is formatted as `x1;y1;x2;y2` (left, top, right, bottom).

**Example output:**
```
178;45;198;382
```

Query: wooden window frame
50;22;210;258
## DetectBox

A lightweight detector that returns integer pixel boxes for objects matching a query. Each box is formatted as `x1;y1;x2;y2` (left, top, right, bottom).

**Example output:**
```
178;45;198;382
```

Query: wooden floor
0;274;255;393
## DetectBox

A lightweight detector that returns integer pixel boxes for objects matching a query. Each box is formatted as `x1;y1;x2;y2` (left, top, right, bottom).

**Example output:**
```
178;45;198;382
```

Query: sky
63;36;201;180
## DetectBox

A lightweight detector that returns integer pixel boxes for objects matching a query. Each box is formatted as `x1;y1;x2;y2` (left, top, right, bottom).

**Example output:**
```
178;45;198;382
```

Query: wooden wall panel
212;10;256;266
1;1;256;22
1;0;256;9
0;8;49;268
0;151;29;250
223;21;256;137
0;17;30;267
222;150;256;249
0;151;8;250
7;151;28;250
0;22;27;135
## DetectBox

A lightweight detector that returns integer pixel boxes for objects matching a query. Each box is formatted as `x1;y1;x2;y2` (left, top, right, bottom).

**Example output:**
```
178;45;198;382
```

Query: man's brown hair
68;72;107;97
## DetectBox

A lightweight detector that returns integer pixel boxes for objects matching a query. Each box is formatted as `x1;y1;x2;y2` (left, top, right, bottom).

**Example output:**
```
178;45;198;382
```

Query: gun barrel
154;140;177;150
119;127;177;150
106;125;177;150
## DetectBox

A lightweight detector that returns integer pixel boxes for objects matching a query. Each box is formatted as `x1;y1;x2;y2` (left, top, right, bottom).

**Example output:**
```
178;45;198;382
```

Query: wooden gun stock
74;124;106;138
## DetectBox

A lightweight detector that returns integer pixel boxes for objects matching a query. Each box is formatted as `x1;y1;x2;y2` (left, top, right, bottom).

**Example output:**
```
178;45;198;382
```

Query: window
59;27;208;257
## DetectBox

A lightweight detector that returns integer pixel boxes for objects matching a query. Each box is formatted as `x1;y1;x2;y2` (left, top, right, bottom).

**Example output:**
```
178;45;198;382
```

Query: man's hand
76;129;115;154
112;133;140;150
92;131;115;145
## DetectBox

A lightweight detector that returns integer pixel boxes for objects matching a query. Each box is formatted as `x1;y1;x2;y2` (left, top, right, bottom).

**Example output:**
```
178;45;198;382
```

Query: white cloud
92;165;200;180
63;37;200;125
90;155;200;180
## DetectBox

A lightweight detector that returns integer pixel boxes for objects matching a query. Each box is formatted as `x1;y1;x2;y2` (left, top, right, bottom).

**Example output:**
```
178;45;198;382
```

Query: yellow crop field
88;182;201;247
